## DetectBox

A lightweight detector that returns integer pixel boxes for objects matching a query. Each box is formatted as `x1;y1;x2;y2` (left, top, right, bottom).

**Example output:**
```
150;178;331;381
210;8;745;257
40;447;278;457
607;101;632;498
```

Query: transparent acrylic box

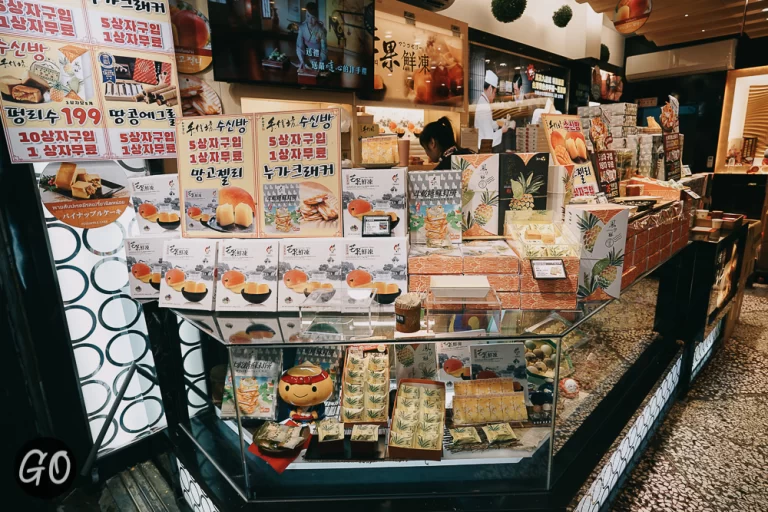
424;288;503;338
298;288;374;341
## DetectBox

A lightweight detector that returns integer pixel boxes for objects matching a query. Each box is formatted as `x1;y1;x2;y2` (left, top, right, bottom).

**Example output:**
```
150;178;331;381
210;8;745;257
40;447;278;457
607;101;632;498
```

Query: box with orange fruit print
342;238;408;313
216;240;279;312
159;239;217;311
277;239;343;312
124;234;177;299
342;167;406;238
130;175;181;235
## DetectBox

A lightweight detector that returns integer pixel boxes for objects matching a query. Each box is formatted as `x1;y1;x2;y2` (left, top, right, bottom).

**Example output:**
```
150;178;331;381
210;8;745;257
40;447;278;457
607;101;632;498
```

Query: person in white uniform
474;70;508;151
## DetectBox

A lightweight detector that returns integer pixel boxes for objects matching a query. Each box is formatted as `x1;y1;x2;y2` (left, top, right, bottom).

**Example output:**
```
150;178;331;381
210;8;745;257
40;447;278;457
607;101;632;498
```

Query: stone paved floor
610;286;768;511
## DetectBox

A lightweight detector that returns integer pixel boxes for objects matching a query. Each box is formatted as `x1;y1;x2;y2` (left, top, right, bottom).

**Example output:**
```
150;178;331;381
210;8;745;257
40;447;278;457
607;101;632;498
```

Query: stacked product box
277;239;343;312
159;239;218;311
124;234;179;299
564;204;631;301
342;237;408;312
407;244;463;293
499;153;549;226
216;240;279;312
462;240;521;309
516;125;546;153
506;222;580;310
341;167;407;238
454;154;501;239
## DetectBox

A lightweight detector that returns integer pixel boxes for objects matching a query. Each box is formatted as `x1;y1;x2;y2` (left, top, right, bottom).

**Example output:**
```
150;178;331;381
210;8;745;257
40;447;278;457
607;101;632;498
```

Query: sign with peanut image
255;108;342;238
177;114;258;238
541;114;600;200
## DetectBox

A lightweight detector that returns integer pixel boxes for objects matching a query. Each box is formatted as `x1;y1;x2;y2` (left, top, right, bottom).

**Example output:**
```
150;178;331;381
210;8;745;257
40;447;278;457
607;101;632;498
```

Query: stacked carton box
462;240;521;309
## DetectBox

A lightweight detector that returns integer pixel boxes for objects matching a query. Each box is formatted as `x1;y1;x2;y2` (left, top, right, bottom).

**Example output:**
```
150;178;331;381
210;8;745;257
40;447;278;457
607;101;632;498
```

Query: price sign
594;150;619;199
663;133;682;182
362;215;392;237
531;259;567;280
358;123;379;138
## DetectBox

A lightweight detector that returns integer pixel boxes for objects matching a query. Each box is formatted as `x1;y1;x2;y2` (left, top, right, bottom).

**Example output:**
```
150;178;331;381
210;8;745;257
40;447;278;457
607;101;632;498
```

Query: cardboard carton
342;167;406;238
159;239;218;311
216;240;279;312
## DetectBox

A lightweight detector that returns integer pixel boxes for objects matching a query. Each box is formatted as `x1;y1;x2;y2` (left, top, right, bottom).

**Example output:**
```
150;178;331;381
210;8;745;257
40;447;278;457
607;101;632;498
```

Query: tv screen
208;0;374;90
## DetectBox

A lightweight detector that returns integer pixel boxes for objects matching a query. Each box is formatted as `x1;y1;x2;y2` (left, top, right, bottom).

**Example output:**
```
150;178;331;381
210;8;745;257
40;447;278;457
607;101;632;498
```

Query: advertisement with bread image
185;186;256;234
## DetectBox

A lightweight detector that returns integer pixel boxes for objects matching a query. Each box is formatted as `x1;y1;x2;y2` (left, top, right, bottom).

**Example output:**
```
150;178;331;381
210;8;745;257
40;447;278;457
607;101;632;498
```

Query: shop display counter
142;243;696;511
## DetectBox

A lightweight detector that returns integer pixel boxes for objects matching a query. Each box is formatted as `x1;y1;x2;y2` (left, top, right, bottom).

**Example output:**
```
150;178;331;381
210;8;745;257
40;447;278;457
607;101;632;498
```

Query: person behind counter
418;117;473;170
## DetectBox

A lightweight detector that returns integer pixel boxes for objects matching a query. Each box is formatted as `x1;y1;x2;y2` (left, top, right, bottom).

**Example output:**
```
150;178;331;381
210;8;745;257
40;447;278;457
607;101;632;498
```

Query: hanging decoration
613;0;653;34
491;0;527;24
601;44;611;63
553;5;573;28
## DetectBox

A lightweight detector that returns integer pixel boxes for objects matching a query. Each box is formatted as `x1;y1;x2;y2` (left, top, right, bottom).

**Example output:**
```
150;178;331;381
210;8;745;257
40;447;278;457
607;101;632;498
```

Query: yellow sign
177;115;258;238
255;109;342;238
358;123;379;138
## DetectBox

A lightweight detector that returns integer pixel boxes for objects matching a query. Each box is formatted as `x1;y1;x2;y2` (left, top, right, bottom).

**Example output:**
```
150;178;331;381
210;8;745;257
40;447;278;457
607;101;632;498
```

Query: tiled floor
610;286;768;512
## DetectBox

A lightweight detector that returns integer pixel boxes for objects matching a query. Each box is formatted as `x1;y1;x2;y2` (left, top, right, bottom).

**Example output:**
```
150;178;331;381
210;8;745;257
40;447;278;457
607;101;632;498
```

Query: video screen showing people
208;0;374;90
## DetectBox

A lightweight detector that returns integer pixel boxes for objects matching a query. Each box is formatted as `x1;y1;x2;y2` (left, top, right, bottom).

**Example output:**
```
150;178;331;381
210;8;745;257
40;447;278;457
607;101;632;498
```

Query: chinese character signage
593;151;619;199
255;108;342;238
541;114;600;199
662;133;681;182
0;0;180;163
361;12;465;108
37;160;132;229
177;114;258;238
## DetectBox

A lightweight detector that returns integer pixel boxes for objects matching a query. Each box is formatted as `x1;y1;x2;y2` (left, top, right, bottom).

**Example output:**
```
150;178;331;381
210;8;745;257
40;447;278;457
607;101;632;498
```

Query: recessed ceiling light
685;14;689;17
702;29;706;32
764;8;768;12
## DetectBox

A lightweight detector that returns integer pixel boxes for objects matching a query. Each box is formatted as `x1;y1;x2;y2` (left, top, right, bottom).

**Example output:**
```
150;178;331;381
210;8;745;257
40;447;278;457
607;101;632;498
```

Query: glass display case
142;245;695;509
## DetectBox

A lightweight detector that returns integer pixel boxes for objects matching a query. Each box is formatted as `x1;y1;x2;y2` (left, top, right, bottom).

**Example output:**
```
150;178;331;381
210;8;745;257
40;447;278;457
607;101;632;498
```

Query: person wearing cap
474;70;509;151
297;2;327;70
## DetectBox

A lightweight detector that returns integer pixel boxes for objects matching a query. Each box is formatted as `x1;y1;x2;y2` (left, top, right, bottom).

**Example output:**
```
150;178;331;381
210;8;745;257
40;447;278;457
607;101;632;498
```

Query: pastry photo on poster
38;161;131;229
177;115;258;238
255;109;342;238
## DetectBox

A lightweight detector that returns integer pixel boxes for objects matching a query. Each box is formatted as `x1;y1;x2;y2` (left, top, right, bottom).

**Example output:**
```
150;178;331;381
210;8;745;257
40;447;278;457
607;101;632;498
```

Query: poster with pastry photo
38;161;131;229
170;1;213;73
254;108;342;238
177;114;259;238
541;114;600;200
96;47;181;160
0;35;108;163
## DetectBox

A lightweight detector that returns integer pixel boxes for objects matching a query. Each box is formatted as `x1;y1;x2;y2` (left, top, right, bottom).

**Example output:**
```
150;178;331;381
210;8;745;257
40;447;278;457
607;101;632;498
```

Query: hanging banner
0;0;179;163
254;108;342;238
177;114;258;238
614;0;652;35
541;114;600;200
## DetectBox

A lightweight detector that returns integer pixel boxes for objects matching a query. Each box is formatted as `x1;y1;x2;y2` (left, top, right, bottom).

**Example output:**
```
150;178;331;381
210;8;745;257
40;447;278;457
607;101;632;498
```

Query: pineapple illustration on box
499;153;549;224
452;154;501;239
565;204;630;300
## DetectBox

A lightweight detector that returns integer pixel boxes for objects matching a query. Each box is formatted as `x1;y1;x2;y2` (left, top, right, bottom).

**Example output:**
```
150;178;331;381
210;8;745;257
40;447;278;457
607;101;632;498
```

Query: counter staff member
474;70;508;151
419;117;473;170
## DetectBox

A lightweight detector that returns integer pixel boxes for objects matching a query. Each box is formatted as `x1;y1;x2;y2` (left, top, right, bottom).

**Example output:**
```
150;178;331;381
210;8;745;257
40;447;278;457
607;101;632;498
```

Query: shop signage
594;151;620;199
177;114;258;238
613;0;653;35
531;73;567;101
541;114;600;200
358;123;379;138
362;13;464;108
636;97;658;108
255;108;342;238
663;133;682;182
0;0;179;163
530;259;567;280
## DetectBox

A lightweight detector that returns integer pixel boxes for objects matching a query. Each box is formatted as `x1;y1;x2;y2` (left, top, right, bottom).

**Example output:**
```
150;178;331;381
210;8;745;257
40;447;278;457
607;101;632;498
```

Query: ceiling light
685;14;689;17
702;29;706;32
515;66;521;70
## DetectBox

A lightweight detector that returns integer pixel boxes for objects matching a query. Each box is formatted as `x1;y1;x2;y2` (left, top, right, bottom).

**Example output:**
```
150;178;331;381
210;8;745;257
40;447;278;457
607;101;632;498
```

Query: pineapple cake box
216;240;279;312
388;379;446;460
564;204;630;300
130;174;182;235
342;168;407;237
277;239;342;311
341;345;390;426
408;170;462;247
499;153;549;223
452;154;501;239
159;239;218;311
394;344;438;382
342;238;408;312
125;234;178;299
221;347;282;420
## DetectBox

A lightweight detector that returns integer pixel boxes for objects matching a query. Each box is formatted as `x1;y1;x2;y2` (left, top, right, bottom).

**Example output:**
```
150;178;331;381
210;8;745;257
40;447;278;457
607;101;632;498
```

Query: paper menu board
0;0;179;163
177;114;258;238
254;109;342;238
541;114;600;200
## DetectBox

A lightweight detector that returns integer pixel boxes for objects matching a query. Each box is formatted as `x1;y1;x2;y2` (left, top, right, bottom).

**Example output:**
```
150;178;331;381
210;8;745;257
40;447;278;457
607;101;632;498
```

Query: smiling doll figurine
278;363;334;423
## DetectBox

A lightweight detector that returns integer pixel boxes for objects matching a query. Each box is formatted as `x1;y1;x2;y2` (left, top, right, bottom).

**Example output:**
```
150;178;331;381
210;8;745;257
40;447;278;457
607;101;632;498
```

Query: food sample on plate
254;422;305;450
340;346;390;424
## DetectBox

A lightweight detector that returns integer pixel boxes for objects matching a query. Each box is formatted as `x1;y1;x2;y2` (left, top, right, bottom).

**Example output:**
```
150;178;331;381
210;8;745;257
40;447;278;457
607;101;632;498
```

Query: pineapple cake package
394;344;438;381
342;238;408;312
216;240;279;312
565;204;630;300
499;153;549;224
159;239;218;311
130;174;182;235
388;380;446;460
278;239;342;312
221;347;283;420
342;167;407;237
470;343;529;402
125;234;178;299
453;154;501;239
408;170;462;247
340;345;390;426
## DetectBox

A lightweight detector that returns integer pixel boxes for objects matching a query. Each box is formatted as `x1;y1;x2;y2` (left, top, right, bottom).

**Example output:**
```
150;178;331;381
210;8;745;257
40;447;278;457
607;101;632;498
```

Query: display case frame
142;242;699;511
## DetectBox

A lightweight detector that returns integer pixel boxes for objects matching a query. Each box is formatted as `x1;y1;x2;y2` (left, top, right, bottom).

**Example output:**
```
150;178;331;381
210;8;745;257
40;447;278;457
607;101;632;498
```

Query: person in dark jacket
419;116;473;169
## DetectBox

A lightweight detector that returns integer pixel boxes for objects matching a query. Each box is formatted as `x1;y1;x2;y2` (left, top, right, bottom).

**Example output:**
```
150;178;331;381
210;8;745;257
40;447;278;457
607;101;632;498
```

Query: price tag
531;259;567;280
684;189;701;201
358;123;379;138
362;215;392;237
595;192;609;204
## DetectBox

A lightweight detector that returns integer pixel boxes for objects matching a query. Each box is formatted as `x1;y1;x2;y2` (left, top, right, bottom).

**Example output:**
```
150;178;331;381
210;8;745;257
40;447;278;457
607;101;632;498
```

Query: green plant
553;5;573;28
491;0;527;23
601;44;611;63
